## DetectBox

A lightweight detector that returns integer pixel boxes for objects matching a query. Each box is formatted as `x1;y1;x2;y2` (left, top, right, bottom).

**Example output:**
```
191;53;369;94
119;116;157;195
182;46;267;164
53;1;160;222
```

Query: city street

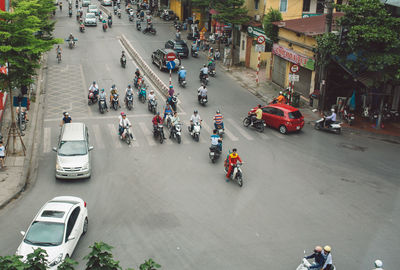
0;3;400;269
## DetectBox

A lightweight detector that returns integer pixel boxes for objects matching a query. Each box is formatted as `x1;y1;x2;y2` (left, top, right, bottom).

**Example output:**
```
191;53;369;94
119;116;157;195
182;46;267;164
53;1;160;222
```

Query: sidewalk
0;56;45;209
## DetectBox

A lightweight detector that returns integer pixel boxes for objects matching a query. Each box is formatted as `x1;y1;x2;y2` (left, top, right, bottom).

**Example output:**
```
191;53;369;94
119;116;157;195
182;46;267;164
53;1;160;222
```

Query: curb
0;55;46;210
120;34;169;98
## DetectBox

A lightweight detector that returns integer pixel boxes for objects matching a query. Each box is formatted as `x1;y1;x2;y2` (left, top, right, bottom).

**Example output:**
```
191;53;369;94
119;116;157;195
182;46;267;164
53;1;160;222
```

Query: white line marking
92;124;105;149
107;123;122;148
44;113;170;122
223;128;239;141
138;122;156;146
43;127;51;153
227;118;254;141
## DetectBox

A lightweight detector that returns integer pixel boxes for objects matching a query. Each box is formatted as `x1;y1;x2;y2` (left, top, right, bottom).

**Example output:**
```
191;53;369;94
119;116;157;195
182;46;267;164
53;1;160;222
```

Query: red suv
249;104;304;134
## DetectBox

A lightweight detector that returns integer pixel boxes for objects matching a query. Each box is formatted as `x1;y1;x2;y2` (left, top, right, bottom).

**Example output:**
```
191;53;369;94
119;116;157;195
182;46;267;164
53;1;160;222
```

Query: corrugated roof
381;0;400;7
272;13;344;37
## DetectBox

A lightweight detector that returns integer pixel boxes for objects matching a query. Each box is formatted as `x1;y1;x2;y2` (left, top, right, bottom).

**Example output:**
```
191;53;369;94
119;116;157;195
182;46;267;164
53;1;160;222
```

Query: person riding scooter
225;148;242;181
178;66;186;83
304;246;325;269
324;108;337;127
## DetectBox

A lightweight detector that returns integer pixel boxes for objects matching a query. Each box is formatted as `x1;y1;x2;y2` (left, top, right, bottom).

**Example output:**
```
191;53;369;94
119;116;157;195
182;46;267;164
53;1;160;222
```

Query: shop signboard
247;26;269;40
272;44;315;71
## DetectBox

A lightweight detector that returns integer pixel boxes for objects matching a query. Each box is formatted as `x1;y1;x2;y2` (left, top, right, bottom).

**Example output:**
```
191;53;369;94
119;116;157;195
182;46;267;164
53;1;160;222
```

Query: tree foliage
84;242;122;270
191;0;210;9
317;0;400;83
0;0;61;90
212;0;249;26
263;8;283;51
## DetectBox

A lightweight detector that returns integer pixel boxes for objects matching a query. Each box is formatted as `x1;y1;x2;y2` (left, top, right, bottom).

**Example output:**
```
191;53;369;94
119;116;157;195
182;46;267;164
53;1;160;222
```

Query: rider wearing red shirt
226;148;242;180
152;112;163;129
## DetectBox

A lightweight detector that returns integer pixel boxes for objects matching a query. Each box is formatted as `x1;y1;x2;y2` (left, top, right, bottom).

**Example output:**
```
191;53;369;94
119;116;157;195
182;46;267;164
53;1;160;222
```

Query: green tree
58;256;79;270
191;0;210;9
139;258;161;270
84;242;122;270
317;0;400;84
263;8;282;51
0;255;29;270
25;248;48;270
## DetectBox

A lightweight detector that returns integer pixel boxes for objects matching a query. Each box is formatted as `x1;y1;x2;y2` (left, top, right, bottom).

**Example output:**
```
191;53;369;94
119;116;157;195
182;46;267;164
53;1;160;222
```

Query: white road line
92;124;105;150
138;122;156;146
227;118;254;141
223;127;239;141
43;127;51;153
107;124;122;148
44;113;158;122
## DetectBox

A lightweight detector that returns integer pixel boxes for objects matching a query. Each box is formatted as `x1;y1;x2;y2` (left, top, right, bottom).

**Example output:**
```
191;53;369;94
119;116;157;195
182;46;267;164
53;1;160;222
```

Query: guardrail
99;5;111;17
120;34;169;98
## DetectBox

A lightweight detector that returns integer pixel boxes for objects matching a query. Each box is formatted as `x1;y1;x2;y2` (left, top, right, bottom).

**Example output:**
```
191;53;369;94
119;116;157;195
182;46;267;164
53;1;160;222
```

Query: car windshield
175;44;184;49
89;5;96;9
288;110;303;119
24;221;64;246
58;141;87;156
86;13;95;18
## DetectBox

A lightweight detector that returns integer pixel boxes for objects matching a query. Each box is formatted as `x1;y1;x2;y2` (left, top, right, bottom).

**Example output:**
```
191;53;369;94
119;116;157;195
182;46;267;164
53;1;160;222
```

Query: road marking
92;124;105;150
256;132;270;140
223;127;239;141
44;113;157;122
107;123;122;148
43;127;51;153
227;118;254;141
138;122;156;146
201;121;212;136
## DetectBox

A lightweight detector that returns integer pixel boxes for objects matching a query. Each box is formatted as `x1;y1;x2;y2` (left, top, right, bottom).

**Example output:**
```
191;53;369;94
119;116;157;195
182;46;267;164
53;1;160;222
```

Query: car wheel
82;217;88;235
279;125;287;134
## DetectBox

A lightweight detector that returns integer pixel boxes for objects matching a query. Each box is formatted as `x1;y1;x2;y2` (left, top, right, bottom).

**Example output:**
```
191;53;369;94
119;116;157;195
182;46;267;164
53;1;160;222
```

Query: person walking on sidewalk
0;141;5;169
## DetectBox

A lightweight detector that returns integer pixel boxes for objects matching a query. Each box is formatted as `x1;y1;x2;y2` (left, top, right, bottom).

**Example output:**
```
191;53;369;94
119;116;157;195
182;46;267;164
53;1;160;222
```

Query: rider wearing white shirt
148;90;156;101
197;84;207;101
119;112;132;139
190;110;201;132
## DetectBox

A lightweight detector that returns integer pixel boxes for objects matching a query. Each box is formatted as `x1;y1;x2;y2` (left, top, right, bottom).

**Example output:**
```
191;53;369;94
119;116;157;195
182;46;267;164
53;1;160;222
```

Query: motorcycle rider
214;49;220;60
189;110;202;132
226;148;242;181
178;66;187;84
152;112;166;138
304;246;325;269
164;102;174;120
169;111;180;138
175;29;181;40
275;91;286;104
213;110;224;130
125;84;134;102
68;33;75;46
121;50;126;64
88;81;99;100
373;259;384;270
321;246;333;270
148;89;156;101
210;129;222;151
168;85;175;97
200;64;208;81
98;88;108;111
134;68;141;79
56;45;62;59
60;112;72;126
324;108;337;127
252;104;263;124
110;84;119;106
208;58;216;72
197;84;207;102
119;112;132;139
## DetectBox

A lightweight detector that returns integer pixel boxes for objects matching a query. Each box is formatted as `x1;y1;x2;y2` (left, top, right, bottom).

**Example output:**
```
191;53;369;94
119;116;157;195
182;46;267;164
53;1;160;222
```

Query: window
65;207;81;241
254;0;259;10
262;107;275;114
279;0;287;12
242;40;245;50
41;210;65;218
289;110;303;119
274;109;284;117
303;0;310;12
316;0;324;13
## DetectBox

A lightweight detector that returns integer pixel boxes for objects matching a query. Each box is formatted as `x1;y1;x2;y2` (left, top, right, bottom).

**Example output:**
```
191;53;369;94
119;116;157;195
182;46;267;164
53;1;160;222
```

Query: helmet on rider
203;64;206;67
323;246;331;253
128;84;131;88
314;246;322;253
101;88;104;92
93;81;96;84
181;66;184;70
279;91;283;95
169;85;173;88
112;84;115;88
121;112;126;116
374;260;383;268
156;112;160;116
194;110;198;114
150;89;154;93
216;109;220;114
331;108;335;112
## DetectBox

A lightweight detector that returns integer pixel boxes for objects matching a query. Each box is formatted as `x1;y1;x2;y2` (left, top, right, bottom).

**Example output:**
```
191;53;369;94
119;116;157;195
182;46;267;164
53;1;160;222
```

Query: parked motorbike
209;145;221;163
120;125;133;145
120;55;126;68
390;109;400;121
199;72;209;85
148;99;157;114
111;94;120;110
17;111;27;132
153;123;165;144
314;117;342;134
169;122;182;144
341;107;355;126
88;91;98;105
125;93;134;110
224;162;243;187
198;94;208;106
189;122;201;142
243;115;265;132
99;98;107;113
138;87;146;103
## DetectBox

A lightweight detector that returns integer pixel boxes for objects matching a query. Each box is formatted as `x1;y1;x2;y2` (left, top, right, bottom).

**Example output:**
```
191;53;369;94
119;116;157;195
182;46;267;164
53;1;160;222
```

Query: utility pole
318;0;334;111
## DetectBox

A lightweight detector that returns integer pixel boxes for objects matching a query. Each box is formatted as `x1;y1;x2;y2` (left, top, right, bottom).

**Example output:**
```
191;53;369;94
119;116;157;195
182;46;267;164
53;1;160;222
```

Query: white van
53;123;93;179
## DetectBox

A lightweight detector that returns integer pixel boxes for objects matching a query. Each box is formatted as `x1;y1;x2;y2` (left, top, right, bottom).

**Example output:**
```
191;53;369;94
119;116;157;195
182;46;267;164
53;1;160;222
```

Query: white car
102;0;112;6
84;12;97;26
16;196;88;269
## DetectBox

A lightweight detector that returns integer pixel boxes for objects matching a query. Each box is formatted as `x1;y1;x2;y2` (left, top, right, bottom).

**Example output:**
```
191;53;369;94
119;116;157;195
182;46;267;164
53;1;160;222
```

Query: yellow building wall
277;28;316;58
245;0;265;17
192;9;204;28
265;0;303;20
169;0;182;21
249;48;269;70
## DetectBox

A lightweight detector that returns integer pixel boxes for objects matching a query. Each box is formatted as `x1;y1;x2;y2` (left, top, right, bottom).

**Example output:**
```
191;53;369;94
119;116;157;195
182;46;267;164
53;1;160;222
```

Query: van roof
61;123;86;141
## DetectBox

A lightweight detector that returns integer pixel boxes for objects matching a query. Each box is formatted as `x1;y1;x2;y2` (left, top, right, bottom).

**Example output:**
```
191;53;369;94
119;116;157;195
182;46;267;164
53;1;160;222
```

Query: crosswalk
42;118;292;153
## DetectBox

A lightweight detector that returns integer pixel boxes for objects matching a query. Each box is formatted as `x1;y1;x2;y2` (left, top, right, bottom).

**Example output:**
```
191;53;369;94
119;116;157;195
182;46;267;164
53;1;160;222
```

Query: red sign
290;64;299;73
166;52;176;61
272;44;315;71
257;36;265;44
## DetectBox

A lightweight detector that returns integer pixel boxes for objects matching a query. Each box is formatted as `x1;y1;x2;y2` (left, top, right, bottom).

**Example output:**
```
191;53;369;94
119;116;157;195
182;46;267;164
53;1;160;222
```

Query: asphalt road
0;3;399;270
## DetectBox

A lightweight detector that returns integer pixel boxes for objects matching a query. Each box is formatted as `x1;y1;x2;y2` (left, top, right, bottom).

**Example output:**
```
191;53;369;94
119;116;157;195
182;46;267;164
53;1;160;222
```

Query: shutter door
295;66;312;97
272;56;286;87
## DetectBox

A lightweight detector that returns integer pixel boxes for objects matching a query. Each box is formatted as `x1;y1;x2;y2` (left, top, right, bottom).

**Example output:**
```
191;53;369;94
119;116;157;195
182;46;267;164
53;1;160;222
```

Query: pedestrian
0;141;5;169
175;29;181;40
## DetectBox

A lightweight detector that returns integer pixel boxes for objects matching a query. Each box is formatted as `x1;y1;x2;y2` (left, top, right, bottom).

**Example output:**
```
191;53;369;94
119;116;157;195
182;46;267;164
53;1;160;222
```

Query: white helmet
331;108;335;112
374;260;383;268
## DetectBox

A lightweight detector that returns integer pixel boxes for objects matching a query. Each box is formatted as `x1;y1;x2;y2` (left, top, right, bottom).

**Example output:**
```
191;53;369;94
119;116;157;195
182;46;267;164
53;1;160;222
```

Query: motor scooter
314;117;342;134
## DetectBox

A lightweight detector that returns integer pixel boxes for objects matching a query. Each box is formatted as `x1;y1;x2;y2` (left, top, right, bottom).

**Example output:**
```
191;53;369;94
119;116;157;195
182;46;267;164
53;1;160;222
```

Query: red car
249;104;304;134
